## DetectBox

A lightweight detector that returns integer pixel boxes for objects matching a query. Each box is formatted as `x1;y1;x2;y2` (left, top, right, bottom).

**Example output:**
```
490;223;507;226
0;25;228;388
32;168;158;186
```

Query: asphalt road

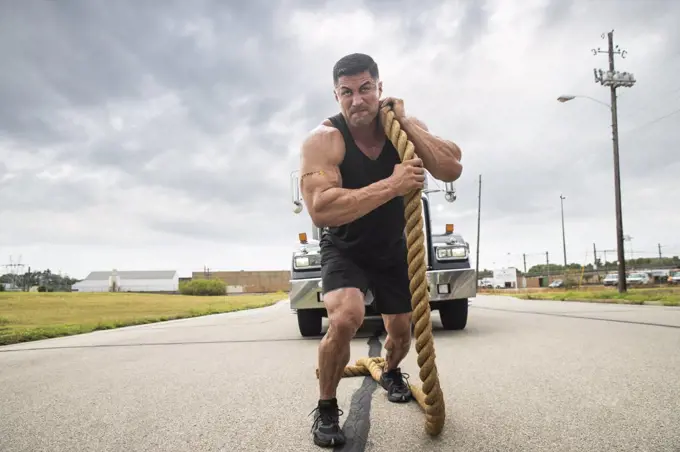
1;295;679;452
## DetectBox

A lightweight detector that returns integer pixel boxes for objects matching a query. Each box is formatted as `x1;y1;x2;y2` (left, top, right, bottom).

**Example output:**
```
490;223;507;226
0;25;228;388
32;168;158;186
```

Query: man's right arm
299;127;398;228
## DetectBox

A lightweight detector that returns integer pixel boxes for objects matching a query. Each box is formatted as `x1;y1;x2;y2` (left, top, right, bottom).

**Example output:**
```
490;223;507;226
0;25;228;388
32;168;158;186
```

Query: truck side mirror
291;170;302;214
444;181;456;202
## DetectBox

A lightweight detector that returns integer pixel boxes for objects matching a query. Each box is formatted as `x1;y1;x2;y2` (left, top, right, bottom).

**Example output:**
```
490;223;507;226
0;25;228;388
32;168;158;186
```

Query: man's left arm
400;116;463;182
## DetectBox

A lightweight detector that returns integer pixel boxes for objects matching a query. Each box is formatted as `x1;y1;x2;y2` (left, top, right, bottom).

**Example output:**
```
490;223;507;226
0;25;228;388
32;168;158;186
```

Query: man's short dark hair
332;53;379;86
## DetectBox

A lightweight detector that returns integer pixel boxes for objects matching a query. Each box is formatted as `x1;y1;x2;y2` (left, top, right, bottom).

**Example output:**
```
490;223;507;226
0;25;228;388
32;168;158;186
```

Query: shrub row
179;279;226;296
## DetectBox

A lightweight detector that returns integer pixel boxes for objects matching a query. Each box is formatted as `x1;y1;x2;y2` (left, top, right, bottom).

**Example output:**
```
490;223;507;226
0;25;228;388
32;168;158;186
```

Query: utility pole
593;30;635;293
658;243;663;259
475;174;482;278
560;194;567;267
546;251;550;284
600;249;616;271
593;243;601;280
523;253;527;274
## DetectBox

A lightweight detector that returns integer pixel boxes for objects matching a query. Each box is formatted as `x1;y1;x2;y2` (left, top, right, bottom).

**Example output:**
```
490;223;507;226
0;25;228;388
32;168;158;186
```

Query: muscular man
299;53;463;448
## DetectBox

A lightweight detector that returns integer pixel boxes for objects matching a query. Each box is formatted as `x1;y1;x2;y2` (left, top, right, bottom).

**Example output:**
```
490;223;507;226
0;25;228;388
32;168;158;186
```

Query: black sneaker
309;398;346;447
379;367;412;403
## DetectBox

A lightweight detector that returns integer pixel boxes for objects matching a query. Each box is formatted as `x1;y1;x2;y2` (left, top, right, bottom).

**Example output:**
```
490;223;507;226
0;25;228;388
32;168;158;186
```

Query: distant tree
0;269;79;292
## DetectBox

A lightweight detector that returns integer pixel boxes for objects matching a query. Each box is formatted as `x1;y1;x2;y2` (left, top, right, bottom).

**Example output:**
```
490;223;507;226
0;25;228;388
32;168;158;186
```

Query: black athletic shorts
319;234;412;315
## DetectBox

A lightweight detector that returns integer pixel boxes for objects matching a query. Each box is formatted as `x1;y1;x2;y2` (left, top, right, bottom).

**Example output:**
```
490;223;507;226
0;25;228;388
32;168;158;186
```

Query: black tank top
323;112;406;260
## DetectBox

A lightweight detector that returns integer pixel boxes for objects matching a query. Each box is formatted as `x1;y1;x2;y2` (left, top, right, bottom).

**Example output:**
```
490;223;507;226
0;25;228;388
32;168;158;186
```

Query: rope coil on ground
315;104;446;436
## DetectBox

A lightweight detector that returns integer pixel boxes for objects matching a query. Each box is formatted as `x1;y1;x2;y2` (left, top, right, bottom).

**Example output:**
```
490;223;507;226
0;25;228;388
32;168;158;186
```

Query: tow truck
288;171;477;337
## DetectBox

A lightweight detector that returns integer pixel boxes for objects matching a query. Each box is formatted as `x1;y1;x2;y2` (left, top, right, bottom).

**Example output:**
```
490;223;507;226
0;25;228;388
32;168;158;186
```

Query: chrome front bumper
289;267;477;311
288;277;324;311
426;268;477;301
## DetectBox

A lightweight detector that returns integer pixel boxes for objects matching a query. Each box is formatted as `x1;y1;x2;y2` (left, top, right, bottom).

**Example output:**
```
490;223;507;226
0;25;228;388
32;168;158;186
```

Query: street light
557;95;611;110
557;30;634;294
558;91;626;292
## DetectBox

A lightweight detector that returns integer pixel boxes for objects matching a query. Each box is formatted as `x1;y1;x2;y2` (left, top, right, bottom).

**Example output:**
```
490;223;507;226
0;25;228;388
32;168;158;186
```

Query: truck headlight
294;253;321;269
435;245;468;260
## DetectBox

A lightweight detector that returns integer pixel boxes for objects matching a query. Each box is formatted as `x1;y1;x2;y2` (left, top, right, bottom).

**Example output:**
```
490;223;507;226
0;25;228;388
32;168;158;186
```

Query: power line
617;84;680;110
622;107;680;134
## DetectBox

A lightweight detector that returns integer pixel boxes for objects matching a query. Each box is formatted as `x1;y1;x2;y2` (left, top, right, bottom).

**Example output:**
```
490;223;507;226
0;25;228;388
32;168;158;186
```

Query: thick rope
314;104;446;436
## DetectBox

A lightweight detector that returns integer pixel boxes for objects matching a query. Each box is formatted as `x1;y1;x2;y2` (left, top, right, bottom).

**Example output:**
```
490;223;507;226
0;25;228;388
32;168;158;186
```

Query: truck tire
439;299;468;330
297;309;323;337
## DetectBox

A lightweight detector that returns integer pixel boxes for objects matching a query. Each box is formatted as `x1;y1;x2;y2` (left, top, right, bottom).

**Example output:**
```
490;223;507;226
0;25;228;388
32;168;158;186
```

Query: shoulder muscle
299;124;345;193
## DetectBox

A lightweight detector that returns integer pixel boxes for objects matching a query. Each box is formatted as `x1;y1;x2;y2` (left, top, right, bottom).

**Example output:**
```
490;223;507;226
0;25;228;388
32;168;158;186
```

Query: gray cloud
1;0;304;215
1;0;679;278
1;169;100;212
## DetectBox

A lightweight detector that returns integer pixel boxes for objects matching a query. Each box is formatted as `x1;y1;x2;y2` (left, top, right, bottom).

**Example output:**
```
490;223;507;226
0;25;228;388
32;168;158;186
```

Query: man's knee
324;288;365;338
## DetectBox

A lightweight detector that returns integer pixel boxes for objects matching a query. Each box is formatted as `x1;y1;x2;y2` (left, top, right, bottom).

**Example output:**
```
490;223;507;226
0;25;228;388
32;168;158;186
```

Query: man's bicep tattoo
300;170;326;180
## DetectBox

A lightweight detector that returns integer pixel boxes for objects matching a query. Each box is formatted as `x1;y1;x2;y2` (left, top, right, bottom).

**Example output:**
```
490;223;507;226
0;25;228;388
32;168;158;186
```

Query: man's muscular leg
318;287;365;399
382;312;412;371
311;287;364;448
379;311;413;403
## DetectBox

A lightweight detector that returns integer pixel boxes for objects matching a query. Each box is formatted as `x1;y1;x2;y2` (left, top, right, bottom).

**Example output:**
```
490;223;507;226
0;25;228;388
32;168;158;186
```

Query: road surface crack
335;333;382;452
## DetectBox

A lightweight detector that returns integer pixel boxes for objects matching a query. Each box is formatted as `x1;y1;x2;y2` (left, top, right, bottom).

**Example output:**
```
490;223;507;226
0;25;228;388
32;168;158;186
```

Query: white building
72;270;179;293
492;267;521;289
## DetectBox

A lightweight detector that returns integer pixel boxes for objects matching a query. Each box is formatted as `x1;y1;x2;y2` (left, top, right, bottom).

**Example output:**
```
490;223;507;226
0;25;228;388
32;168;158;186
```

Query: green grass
0;291;286;346
513;286;680;306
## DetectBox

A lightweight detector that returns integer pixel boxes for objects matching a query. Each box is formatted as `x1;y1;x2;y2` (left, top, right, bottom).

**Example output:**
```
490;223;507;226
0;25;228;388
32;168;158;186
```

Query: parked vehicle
668;271;680;285
626;272;651;286
478;278;499;289
603;272;619;286
549;279;564;288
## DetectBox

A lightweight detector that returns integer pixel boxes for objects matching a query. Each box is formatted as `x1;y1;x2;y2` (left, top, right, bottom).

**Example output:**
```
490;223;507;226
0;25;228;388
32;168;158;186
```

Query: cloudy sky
1;0;679;279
